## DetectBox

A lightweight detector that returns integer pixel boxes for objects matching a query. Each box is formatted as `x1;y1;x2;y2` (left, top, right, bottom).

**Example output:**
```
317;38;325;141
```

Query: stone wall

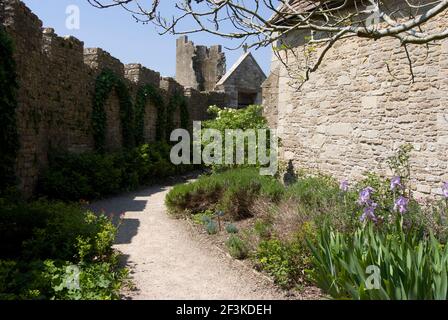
1;0;227;196
216;52;267;108
175;36;226;91
263;4;448;198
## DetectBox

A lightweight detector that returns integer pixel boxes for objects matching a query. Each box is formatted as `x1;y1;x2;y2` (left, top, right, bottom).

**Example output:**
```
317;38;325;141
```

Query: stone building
262;0;448;198
176;36;266;108
215;51;267;108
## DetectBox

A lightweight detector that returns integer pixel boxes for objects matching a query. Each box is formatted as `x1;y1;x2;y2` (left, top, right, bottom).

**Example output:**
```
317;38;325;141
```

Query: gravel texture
90;180;321;300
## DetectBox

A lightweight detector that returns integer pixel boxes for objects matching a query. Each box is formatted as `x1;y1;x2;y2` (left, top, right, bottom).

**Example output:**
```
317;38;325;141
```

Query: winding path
90;179;288;300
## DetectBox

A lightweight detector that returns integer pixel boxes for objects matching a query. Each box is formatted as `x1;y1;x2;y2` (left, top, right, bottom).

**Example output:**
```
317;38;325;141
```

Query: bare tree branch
87;0;448;85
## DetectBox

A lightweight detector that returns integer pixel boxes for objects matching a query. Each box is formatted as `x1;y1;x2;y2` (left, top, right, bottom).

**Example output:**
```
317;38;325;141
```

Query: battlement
176;36;226;92
1;0;227;197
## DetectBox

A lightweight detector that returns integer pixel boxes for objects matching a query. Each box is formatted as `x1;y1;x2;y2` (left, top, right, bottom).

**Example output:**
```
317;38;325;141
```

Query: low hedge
165;167;284;220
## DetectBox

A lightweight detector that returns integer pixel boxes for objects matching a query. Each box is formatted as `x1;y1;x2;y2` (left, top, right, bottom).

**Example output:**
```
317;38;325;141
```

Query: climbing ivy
166;92;190;139
134;84;164;145
0;27;19;193
91;70;192;151
92;69;135;152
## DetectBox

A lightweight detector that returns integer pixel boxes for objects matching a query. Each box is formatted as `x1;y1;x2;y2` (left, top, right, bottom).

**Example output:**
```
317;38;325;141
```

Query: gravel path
90;181;289;300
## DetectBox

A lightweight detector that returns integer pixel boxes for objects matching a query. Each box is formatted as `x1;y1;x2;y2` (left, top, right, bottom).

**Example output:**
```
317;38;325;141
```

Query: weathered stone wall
264;5;448;198
216;52;267;108
1;0;227;196
175;36;226;91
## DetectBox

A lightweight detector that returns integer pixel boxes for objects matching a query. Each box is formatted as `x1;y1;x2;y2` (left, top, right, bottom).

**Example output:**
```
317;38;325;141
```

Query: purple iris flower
390;176;402;191
358;187;375;205
442;182;448;198
340;180;349;192
360;202;378;222
394;196;409;214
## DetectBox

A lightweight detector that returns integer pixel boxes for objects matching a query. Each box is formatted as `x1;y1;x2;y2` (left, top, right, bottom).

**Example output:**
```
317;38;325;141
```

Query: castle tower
176;36;226;92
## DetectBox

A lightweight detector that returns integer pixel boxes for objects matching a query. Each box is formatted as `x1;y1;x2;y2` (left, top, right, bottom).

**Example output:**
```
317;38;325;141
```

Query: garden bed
165;146;448;300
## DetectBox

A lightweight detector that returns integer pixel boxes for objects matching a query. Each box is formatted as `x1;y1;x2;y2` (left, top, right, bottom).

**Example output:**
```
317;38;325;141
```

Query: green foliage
255;239;302;288
0;200;125;300
254;219;271;239
226;235;249;259
202;105;270;172
204;105;267;132
39;152;121;201
308;221;448;300
225;223;239;234
0;200;116;262
0;259;126;300
285;174;357;232
165;167;284;220
134;84;164;145
39;142;187;201
0;27;19;194
166;92;190;138
386;143;414;184
192;210;214;225
92;69;135;152
206;220;218;235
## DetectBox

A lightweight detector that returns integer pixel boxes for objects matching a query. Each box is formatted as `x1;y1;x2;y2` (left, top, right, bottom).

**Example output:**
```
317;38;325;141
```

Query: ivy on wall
92;69;135;152
166;92;190;139
134;84;164;145
0;27;20;193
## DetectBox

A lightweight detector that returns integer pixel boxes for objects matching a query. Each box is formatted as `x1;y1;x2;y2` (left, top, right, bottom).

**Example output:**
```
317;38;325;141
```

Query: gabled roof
216;51;266;86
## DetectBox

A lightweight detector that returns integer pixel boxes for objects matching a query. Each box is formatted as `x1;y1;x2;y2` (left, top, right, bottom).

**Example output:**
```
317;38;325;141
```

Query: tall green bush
202;105;270;172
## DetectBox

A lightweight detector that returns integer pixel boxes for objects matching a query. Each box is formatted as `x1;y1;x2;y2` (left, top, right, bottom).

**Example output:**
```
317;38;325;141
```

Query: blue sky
22;0;273;77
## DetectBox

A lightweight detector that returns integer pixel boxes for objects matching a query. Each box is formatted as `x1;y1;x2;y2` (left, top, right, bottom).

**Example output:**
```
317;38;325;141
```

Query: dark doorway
237;91;257;109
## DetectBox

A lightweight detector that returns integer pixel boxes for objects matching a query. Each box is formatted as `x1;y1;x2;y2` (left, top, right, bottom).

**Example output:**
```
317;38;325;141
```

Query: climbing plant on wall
92;69;134;152
134;84;164;145
0;27;20;193
166;92;190;139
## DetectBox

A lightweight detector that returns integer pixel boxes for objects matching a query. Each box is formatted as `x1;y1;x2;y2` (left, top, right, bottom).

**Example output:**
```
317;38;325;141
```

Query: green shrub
308;220;448;300
202;105;271;172
39;142;190;201
39;152;122;200
165;167;284;220
0;200;125;300
0;259;126;300
0;201;114;263
284;174;357;232
225;223;238;234
205;221;218;235
255;239;302;288
226;235;249;259
254;219;272;239
192;210;214;225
